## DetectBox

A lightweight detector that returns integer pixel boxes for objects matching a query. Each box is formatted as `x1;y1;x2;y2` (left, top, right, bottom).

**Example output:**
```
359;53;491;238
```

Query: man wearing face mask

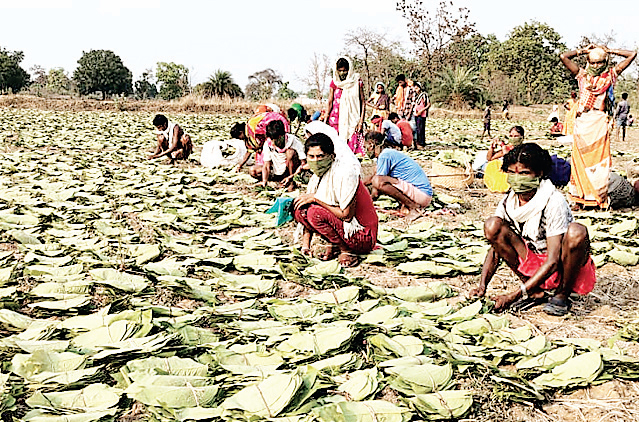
259;120;306;190
471;143;596;316
560;44;636;209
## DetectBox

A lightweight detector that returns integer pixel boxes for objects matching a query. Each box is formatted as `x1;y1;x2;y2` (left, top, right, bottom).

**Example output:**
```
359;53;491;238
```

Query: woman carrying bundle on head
559;44;636;208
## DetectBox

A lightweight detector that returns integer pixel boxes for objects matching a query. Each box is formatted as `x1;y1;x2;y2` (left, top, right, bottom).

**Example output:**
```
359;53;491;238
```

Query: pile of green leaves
0;108;638;421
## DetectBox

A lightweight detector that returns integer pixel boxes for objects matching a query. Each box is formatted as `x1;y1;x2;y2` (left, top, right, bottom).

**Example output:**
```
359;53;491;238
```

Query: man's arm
261;161;271;186
153;125;181;159
470;247;500;297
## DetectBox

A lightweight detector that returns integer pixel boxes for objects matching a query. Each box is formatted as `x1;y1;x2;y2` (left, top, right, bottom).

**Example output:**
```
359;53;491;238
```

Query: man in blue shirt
372;115;402;147
363;131;433;217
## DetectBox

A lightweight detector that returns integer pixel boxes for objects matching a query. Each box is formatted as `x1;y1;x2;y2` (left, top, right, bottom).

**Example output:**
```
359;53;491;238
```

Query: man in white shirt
258;120;306;190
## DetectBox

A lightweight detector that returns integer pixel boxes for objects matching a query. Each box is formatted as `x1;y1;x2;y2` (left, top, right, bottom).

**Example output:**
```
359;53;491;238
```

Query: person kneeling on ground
549;117;564;136
254;120;306;190
148;114;193;163
293;133;378;267
470;143;596;316
371;115;403;147
363;131;433;218
389;112;414;150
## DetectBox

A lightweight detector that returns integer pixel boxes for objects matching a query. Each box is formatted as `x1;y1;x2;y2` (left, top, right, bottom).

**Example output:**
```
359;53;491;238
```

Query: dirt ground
4;99;639;421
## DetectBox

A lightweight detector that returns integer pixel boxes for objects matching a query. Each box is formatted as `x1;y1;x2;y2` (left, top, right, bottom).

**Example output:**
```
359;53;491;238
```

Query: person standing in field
470;143;596;316
366;82;390;120
562;91;578;135
363;131;433;219
397;75;416;122
413;82;431;150
325;56;366;155
615;92;631;142
560;44;636;208
148;114;193;163
481;100;493;138
502;99;510;120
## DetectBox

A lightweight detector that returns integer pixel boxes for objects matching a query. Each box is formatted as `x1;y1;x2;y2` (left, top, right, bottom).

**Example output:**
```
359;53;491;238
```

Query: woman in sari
366;82;390;120
560;44;636;208
232;112;290;176
293;132;377;267
562;91;578;135
325;56;366;155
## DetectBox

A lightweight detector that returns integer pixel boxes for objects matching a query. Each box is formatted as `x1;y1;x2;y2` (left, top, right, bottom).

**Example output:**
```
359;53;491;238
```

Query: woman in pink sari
325;56;366;155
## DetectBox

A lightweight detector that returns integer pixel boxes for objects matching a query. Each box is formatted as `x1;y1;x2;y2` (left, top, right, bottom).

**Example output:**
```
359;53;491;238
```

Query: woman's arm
235;150;252;172
293;192;357;221
608;47;637;75
324;86;335;123
559;49;583;76
357;83;366;132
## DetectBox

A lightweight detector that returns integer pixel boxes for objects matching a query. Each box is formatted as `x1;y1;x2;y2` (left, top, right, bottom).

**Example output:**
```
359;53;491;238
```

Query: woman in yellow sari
560;44;636;208
562;91;578;135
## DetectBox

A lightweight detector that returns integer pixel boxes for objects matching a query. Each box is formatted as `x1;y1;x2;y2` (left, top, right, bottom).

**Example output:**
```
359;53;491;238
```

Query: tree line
1;0;636;107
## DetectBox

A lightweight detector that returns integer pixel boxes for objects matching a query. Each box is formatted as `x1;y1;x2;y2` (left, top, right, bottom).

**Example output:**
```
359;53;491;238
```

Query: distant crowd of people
146;45;639;316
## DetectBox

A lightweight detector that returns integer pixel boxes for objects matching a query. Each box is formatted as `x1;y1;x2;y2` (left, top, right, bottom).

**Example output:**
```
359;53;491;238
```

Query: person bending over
148;114;193;163
389;112;414;149
363;131;433;218
471;143;596;316
293;133;378;267
255;120;306;190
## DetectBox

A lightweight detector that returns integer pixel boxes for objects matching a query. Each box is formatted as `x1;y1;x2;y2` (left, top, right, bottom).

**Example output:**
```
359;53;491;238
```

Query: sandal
543;296;571;316
338;252;359;268
510;294;547;312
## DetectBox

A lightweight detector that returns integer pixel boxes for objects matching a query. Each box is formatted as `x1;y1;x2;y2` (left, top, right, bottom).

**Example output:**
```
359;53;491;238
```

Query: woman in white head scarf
324;56;366;155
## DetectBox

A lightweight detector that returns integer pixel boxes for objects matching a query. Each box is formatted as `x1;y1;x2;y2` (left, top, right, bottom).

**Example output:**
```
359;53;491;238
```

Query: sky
0;0;636;93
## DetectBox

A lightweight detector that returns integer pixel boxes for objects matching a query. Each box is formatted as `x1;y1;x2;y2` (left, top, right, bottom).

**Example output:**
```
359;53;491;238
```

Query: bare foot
316;244;338;261
338;251;359;268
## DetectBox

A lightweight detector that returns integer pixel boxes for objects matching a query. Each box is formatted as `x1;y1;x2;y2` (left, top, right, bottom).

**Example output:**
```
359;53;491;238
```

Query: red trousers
294;205;375;254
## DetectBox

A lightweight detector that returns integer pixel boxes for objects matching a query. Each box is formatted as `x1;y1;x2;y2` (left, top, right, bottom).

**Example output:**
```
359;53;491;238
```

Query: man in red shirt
389;112;414;149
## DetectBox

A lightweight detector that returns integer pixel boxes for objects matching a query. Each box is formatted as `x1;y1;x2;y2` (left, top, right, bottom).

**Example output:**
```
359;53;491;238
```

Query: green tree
156;62;189;100
489;21;570;104
245;68;282;100
134;70;158;100
47;68;71;94
195;70;243;98
276;81;297;100
72;50;132;99
432;65;483;108
0;47;30;93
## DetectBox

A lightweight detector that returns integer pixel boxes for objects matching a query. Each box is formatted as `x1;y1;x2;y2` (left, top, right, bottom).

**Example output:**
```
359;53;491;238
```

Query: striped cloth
576;68;617;115
569;110;612;208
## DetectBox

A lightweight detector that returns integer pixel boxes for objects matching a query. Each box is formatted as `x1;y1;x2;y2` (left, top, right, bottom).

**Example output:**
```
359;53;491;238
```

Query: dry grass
0;94;319;115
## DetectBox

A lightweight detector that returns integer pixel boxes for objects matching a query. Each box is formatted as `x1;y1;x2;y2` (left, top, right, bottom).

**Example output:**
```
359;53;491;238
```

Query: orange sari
562;98;578;135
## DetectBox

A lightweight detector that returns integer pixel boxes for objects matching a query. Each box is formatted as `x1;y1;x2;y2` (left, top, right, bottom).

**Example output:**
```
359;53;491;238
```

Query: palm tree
433;65;483;109
199;70;243;98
